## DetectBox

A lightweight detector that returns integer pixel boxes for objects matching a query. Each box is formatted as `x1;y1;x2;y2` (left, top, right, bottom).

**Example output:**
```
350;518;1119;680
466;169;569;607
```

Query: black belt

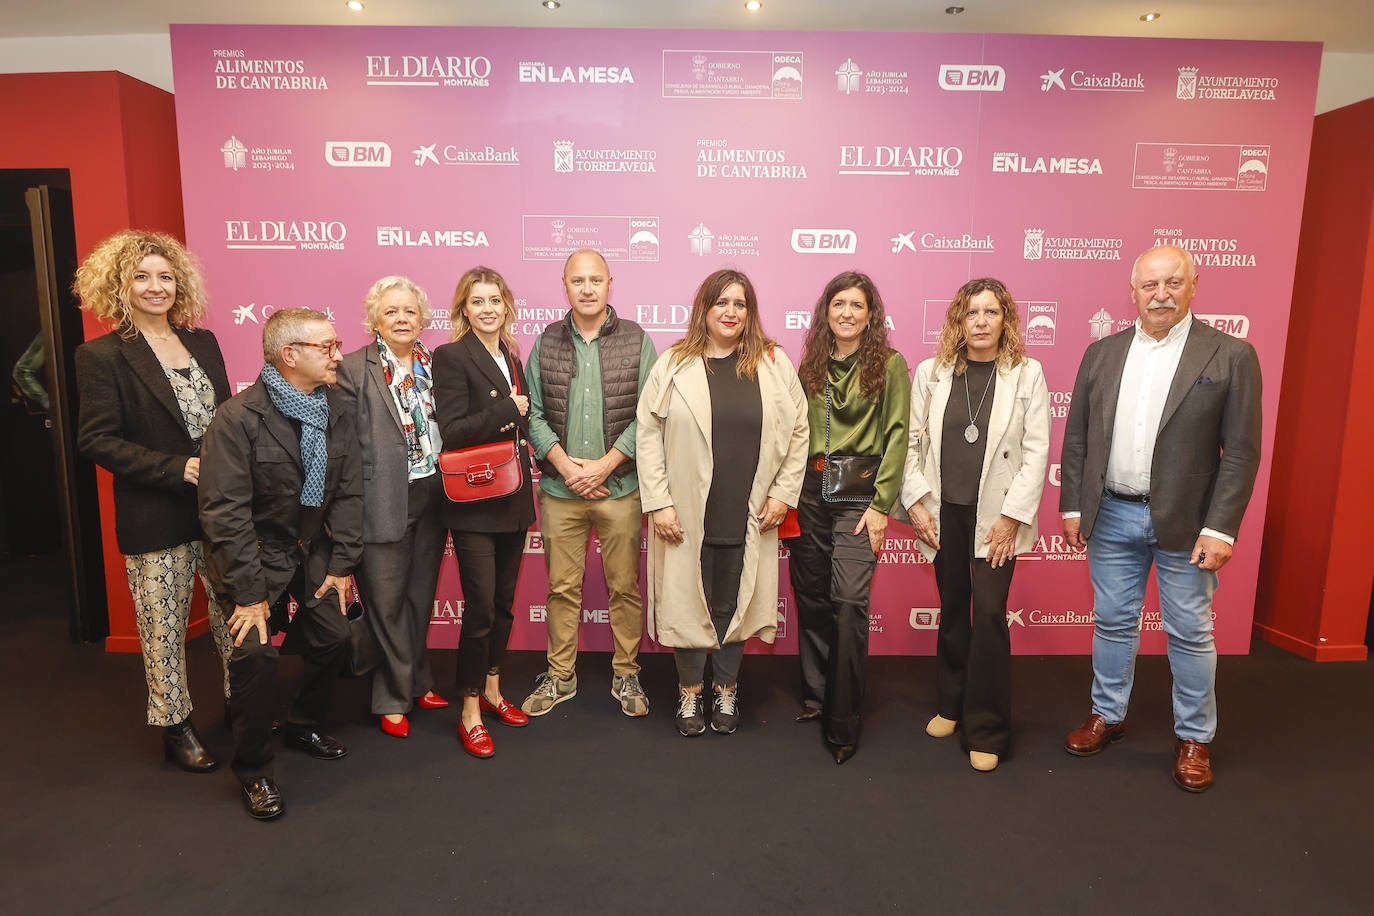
1105;488;1149;504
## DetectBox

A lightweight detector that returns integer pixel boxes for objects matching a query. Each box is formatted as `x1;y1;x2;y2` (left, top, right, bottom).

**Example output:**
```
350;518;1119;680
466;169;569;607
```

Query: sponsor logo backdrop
172;26;1319;655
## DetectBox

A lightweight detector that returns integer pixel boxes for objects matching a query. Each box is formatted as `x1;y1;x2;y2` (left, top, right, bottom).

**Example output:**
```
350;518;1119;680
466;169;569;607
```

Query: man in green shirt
521;249;658;718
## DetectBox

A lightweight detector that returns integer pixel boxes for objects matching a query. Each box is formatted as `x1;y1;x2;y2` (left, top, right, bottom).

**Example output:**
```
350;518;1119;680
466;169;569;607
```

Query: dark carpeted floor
2;552;1371;914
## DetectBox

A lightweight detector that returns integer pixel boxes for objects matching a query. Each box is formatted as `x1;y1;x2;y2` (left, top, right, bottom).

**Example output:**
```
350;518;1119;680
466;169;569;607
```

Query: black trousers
789;468;877;747
932;502;1016;756
453;529;525;694
226;565;351;781
673;542;747;688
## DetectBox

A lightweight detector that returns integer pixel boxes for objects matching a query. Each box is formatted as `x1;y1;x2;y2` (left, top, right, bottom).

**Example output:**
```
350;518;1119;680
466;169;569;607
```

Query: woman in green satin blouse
788;270;910;764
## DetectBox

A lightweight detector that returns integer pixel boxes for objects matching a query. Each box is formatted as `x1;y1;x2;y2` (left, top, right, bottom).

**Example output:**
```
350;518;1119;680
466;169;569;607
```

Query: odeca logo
938;64;1005;91
324;141;392;167
791;228;857;254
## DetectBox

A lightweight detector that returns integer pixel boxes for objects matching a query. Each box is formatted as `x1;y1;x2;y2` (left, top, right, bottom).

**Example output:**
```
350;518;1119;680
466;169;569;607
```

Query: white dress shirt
1064;313;1233;545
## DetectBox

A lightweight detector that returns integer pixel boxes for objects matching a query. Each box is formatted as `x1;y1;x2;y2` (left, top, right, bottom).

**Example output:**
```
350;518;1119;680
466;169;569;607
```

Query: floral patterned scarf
377;337;441;479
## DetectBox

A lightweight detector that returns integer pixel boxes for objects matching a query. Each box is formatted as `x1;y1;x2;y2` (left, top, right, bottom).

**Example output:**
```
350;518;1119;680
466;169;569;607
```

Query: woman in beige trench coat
637;269;809;737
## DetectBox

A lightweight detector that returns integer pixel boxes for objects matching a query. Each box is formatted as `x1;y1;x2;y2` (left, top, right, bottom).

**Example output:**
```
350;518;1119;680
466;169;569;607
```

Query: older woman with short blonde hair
335;275;449;738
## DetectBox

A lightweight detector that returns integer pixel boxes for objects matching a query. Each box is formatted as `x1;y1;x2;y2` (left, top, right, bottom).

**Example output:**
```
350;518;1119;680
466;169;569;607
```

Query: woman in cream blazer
902;278;1050;772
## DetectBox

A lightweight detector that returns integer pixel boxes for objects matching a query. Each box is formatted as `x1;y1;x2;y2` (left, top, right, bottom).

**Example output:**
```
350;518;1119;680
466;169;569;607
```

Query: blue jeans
1087;492;1219;742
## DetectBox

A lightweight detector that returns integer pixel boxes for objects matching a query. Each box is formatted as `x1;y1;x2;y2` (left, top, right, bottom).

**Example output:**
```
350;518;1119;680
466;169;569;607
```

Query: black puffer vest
537;306;644;480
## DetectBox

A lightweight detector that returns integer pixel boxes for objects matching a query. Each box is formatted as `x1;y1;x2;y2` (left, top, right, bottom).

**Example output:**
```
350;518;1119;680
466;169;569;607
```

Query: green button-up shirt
525;311;658;500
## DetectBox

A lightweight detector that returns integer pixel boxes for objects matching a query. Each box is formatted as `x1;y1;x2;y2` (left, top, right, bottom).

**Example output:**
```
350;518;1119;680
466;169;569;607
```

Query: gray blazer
1059;319;1262;552
336;344;421;544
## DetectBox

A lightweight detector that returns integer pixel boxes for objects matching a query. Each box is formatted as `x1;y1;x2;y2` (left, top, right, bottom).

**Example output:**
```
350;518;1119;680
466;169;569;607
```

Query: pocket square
1194;376;1213;385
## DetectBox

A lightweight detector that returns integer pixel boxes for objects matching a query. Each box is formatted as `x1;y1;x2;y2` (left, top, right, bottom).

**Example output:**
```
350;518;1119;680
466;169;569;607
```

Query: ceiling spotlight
946;6;965;13
1140;12;1161;22
345;0;364;10
543;1;560;9
745;1;762;11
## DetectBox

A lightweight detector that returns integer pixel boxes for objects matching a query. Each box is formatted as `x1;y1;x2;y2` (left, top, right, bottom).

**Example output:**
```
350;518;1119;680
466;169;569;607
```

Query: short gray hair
362;275;432;337
263;307;331;365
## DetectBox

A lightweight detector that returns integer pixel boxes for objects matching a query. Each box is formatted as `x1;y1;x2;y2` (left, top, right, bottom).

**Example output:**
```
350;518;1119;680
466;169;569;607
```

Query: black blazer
74;327;231;555
432;333;536;533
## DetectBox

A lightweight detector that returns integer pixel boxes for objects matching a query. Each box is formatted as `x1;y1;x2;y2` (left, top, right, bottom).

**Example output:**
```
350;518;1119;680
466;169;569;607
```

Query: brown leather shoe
1064;713;1126;756
1172;739;1213;793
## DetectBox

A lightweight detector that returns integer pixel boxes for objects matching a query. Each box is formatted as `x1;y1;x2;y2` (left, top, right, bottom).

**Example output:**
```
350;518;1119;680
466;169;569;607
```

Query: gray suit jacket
1059;319;1262;552
336;344;415;544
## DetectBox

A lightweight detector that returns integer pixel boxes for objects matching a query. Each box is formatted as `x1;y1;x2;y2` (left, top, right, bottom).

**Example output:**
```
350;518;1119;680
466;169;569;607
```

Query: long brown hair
797;271;892;398
450;265;519;354
669;269;776;378
933;277;1026;378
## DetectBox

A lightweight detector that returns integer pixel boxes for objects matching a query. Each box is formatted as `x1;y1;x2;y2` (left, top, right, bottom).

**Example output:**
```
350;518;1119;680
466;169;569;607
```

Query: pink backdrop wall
170;25;1319;655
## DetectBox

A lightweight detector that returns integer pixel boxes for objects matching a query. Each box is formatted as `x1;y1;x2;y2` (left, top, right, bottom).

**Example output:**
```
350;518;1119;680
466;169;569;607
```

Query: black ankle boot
163;720;218;773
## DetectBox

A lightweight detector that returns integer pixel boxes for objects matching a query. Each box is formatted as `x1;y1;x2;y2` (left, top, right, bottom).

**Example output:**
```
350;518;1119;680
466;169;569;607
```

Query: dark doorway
0;169;106;641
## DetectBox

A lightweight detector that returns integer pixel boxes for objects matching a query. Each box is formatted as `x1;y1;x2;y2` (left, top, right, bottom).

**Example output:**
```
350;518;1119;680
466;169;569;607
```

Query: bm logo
324;141;392;167
791;228;857;254
1195;314;1250;338
938;65;1006;91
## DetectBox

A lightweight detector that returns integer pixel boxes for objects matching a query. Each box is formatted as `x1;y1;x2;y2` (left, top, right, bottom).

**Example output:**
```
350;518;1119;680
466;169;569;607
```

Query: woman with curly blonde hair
901;277;1049;772
72;230;233;773
790;270;910;764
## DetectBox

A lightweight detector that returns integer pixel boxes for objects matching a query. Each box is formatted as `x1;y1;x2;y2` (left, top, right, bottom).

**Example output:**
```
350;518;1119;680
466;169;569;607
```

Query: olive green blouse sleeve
871;351;911;514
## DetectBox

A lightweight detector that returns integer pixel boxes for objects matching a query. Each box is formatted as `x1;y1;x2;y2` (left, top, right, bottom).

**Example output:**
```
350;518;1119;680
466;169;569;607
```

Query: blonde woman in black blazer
72;231;233;774
433;266;536;758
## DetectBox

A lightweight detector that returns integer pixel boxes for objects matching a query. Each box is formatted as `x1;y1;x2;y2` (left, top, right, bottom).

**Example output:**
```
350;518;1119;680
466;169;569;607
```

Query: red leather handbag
438;351;525;503
439;439;522;502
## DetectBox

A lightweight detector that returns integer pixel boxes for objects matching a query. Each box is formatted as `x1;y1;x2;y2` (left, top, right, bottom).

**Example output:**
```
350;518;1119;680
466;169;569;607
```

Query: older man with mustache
1058;244;1262;793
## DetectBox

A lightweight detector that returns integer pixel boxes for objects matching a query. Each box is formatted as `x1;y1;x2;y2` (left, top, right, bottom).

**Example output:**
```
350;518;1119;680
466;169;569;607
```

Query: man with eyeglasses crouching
199;308;364;820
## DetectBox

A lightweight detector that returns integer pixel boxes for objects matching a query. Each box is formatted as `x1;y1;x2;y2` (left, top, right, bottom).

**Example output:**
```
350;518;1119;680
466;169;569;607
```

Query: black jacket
74;327;231;555
433;333;536;533
197;379;364;608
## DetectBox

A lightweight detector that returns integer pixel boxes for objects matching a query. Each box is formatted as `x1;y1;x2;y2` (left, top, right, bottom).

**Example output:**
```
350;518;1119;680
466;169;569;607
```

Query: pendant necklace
963;364;995;444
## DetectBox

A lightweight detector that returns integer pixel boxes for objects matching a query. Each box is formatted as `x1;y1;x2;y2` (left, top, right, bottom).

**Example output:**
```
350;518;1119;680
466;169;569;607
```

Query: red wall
1255;97;1374;661
0;71;193;652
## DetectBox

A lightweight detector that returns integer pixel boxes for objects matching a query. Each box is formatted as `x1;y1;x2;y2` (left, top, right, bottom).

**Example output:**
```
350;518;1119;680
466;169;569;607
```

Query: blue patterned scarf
260;362;329;507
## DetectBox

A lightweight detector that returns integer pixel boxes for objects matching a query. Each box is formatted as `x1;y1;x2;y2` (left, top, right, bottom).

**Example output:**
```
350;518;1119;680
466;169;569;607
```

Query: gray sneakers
676;688;706;737
520;673;577;716
611;673;649;717
711;685;739;735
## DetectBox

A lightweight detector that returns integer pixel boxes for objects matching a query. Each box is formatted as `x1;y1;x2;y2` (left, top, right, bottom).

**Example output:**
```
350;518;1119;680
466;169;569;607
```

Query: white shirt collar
1132;311;1193;346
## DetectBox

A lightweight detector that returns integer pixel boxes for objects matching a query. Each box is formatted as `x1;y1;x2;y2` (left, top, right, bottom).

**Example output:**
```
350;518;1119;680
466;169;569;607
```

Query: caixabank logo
1038;67;1143;93
224;219;347;251
365;53;492;87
